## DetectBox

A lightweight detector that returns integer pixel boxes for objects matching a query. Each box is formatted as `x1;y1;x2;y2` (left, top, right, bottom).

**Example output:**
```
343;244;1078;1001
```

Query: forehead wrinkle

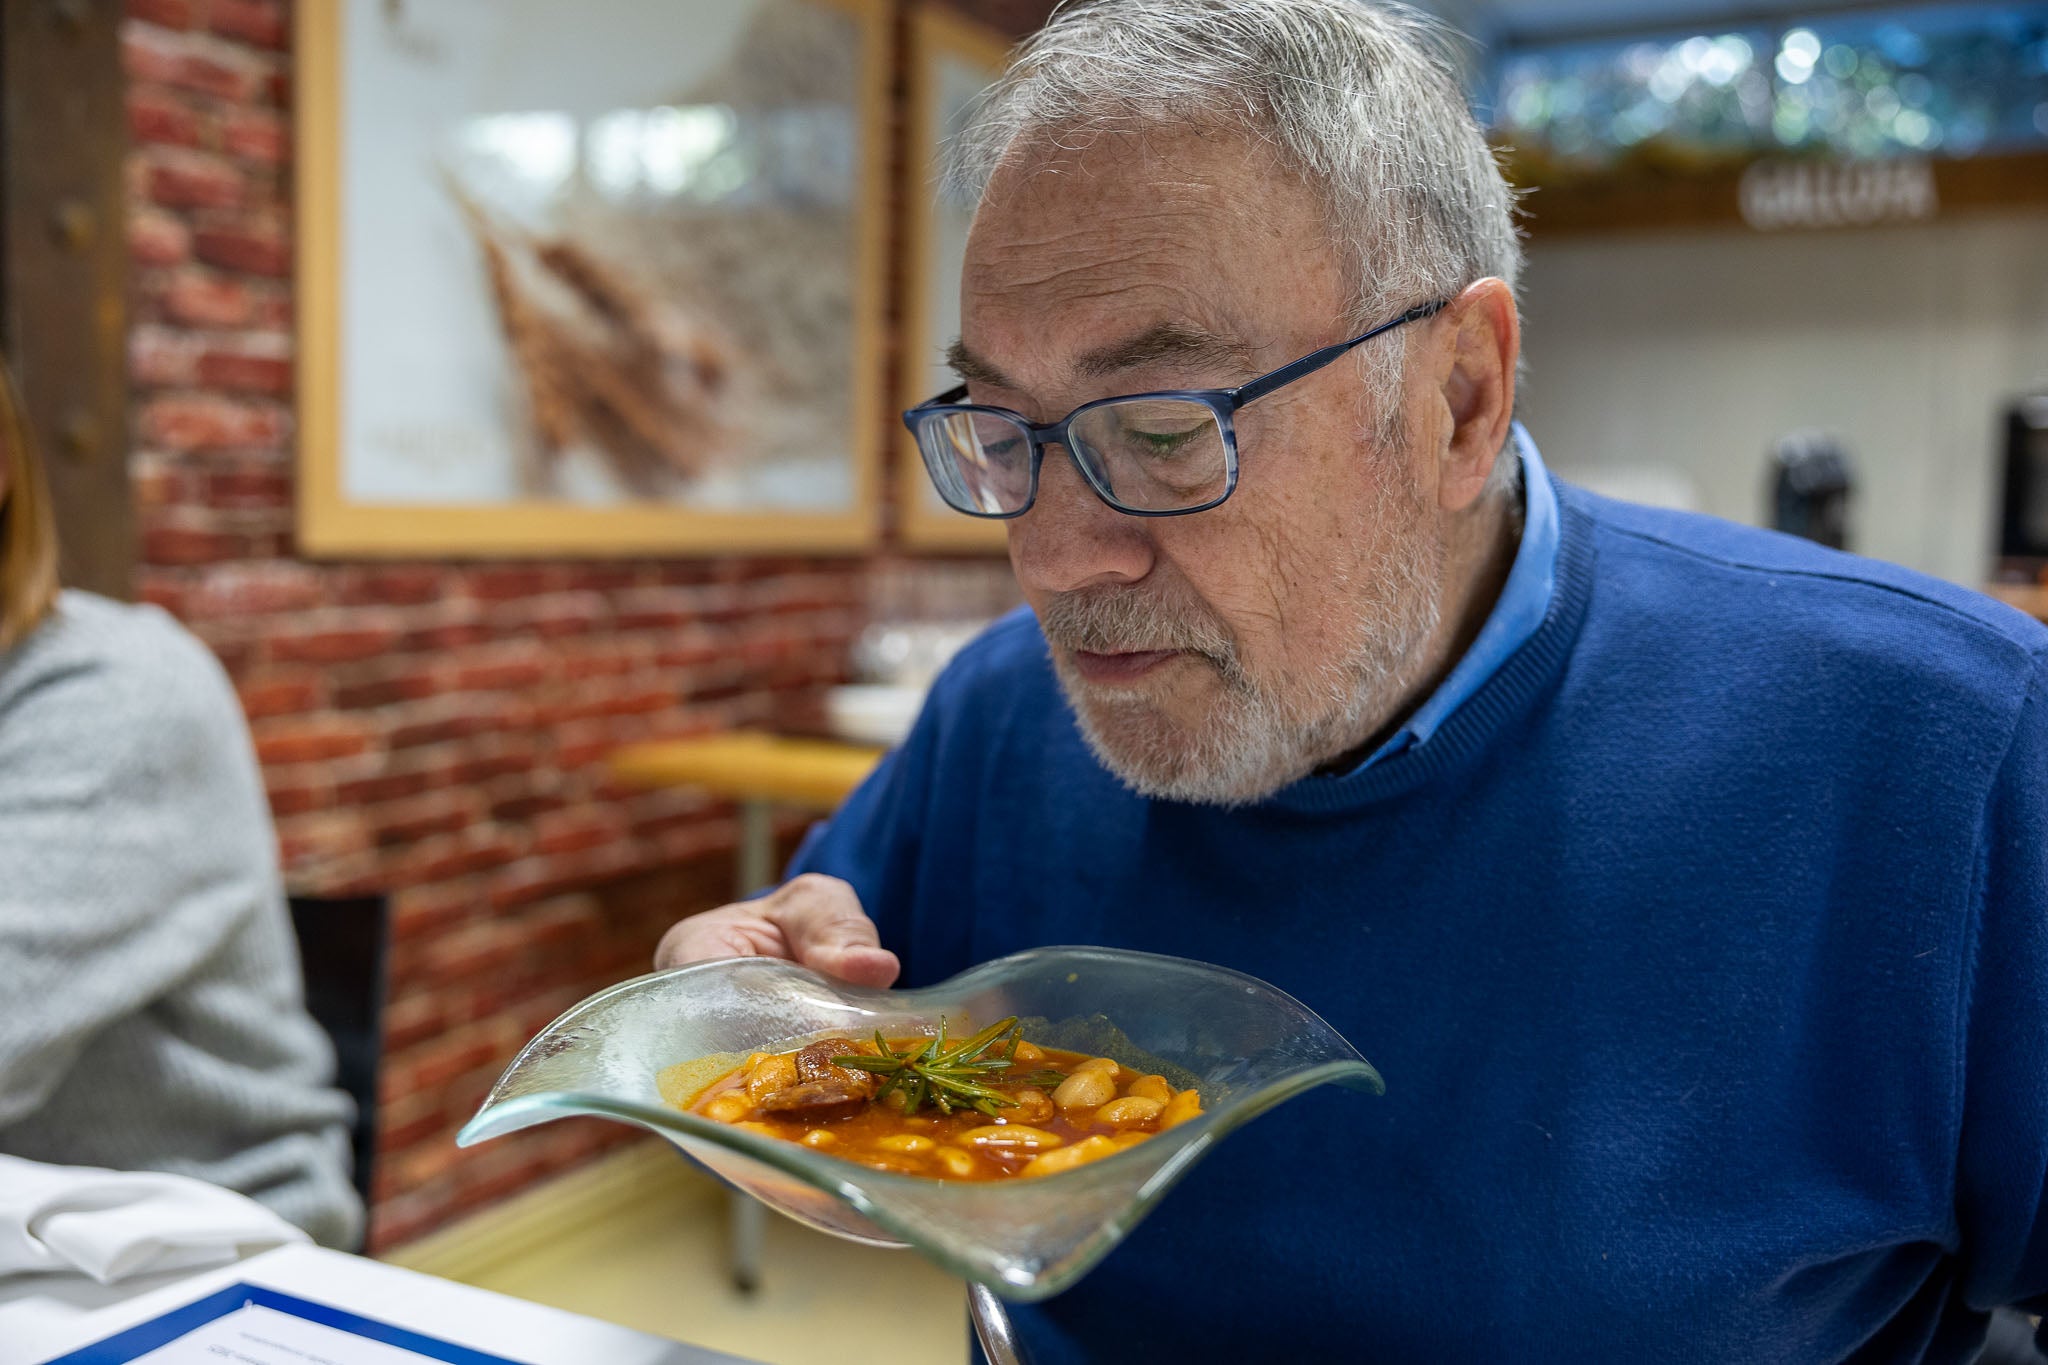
963;146;1315;400
970;184;1242;272
971;233;1206;297
963;262;1250;392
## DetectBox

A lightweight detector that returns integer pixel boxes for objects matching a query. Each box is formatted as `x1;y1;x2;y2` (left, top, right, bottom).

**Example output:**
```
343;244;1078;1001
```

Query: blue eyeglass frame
901;298;1449;518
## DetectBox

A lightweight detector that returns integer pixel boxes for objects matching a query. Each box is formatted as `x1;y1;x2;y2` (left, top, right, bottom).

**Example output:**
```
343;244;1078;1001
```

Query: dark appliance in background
1997;395;2048;562
1769;431;1855;550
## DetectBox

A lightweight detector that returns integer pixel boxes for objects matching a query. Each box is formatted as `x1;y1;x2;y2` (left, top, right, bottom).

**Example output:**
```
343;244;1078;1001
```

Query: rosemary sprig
833;1016;1067;1117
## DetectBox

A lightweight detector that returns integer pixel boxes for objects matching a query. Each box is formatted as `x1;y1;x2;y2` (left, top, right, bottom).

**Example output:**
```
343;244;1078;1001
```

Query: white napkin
0;1155;307;1285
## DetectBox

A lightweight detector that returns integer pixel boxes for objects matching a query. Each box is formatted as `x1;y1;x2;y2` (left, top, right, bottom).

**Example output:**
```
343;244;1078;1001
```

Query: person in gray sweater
0;365;360;1249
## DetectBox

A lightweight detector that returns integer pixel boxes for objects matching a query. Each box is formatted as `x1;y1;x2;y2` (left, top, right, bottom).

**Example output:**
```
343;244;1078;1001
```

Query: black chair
287;894;391;1234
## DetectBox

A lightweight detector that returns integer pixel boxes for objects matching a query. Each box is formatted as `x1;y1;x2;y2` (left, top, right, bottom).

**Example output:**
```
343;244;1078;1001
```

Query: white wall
1515;213;2048;585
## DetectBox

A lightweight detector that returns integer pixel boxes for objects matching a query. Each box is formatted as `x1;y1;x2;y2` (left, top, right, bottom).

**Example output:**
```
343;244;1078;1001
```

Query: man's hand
653;873;900;987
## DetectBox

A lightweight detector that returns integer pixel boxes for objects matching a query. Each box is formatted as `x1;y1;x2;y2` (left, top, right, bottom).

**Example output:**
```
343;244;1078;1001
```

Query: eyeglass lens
1067;399;1228;512
916;397;1227;516
918;410;1036;515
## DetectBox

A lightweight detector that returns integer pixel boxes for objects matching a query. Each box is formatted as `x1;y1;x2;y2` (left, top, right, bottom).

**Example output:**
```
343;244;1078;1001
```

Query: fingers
653;906;777;971
764;875;901;988
652;874;900;988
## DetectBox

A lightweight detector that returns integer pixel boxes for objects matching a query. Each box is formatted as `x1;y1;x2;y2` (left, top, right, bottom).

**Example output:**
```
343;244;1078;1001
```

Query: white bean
745;1054;799;1105
1160;1088;1204;1129
1095;1096;1164;1129
704;1091;752;1124
1126;1074;1172;1104
1004;1087;1054;1124
958;1124;1064;1151
1022;1135;1118;1177
1053;1068;1117;1114
875;1134;935;1154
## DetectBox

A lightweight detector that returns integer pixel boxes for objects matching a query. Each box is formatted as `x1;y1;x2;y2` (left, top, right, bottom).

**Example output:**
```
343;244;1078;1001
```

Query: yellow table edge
608;731;887;810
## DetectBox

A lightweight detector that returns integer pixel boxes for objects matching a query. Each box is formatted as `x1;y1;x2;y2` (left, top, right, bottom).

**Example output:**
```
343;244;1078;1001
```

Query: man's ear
1433;277;1520;513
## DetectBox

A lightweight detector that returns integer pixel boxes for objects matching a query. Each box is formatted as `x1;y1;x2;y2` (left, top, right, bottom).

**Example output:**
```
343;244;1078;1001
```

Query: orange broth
682;1036;1202;1181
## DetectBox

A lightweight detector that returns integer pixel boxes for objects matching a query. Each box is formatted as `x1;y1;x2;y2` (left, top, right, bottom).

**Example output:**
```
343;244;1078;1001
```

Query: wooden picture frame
296;0;891;557
895;4;1011;553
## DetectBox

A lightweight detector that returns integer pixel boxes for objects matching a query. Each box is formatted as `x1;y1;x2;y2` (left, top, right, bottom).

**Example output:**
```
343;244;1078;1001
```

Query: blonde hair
0;359;61;651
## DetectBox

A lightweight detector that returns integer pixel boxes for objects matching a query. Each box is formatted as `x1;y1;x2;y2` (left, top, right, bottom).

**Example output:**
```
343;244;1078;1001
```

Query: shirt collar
1345;423;1560;773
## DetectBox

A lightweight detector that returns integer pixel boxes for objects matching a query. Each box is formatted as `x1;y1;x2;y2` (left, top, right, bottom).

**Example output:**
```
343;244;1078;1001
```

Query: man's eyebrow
943;322;1259;394
944;339;1014;390
1074;322;1256;381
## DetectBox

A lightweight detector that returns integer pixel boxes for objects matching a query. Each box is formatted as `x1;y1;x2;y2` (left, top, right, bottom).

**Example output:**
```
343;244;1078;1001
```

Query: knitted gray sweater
0;591;360;1248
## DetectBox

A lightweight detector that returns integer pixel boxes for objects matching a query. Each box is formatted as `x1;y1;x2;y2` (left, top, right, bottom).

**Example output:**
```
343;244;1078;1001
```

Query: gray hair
948;0;1521;324
948;0;1524;468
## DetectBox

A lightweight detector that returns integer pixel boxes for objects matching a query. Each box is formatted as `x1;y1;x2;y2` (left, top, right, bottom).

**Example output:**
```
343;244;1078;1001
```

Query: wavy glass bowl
457;946;1382;1301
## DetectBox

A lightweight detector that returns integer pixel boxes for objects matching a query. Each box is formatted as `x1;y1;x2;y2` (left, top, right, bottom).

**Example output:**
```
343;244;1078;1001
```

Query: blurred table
606;730;884;1293
609;731;884;891
610;730;884;806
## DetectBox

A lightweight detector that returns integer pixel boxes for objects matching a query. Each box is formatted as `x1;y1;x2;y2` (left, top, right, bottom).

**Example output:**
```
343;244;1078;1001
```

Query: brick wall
117;0;1045;1251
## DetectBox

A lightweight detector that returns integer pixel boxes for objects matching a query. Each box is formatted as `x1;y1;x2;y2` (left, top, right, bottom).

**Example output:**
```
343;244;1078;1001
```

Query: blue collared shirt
1350;423;1559;771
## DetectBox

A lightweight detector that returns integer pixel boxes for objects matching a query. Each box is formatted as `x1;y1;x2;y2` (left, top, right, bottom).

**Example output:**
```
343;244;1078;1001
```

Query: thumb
809;941;900;989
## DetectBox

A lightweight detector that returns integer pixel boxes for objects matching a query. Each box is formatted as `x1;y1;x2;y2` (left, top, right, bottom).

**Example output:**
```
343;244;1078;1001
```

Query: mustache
1036;585;1236;665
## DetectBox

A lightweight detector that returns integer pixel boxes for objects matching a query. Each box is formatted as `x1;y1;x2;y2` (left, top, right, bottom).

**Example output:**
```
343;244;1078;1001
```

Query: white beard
1039;472;1445;807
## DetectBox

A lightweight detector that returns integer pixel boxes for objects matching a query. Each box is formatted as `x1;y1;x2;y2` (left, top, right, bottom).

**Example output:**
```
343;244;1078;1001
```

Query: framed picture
896;4;1011;553
296;0;890;556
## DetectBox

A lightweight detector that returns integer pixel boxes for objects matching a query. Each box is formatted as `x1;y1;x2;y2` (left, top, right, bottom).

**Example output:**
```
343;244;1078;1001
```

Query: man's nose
1007;441;1156;594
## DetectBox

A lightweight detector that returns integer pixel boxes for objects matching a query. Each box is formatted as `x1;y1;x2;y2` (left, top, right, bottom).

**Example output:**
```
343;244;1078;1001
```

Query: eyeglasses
902;299;1447;519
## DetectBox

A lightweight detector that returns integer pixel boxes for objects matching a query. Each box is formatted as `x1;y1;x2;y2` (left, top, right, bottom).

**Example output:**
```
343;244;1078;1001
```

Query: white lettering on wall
1738;158;1939;231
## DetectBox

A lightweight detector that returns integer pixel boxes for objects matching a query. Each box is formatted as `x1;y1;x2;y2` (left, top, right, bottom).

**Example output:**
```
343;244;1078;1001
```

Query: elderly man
659;1;2048;1359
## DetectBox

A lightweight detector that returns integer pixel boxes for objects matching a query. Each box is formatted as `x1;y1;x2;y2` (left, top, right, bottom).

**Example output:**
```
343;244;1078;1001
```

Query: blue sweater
792;483;2048;1363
